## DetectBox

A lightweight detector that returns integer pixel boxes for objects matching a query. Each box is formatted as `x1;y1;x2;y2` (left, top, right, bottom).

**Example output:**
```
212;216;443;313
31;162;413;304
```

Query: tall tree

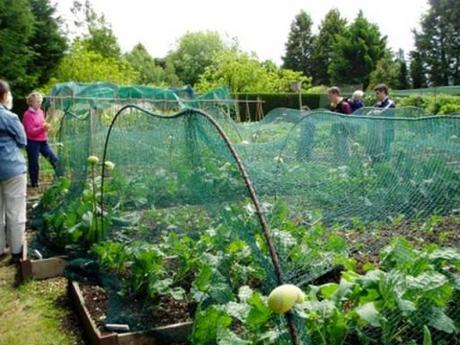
0;0;35;95
125;43;165;85
282;10;315;78
409;51;427;88
155;57;182;87
329;11;387;89
70;0;121;59
169;31;226;86
412;0;460;86
395;50;410;90
368;51;401;90
27;0;67;87
310;9;347;85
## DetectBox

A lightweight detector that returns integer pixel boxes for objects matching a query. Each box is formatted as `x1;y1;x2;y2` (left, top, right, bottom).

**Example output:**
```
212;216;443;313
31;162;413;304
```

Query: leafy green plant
298;238;460;345
39;176;71;212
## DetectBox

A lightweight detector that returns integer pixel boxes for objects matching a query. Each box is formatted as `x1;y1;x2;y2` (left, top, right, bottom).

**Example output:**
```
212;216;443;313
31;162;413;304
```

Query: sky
55;0;429;65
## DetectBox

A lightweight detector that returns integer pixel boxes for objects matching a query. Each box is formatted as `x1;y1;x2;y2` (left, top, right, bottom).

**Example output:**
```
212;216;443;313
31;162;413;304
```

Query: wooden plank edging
69;281;193;345
20;238;68;281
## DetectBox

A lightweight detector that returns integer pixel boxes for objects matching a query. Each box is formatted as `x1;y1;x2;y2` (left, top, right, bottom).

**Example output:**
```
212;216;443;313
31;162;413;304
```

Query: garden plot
25;105;460;345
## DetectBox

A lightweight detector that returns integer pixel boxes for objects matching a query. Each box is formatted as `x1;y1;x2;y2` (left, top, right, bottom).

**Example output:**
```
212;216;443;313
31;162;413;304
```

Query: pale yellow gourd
267;284;305;314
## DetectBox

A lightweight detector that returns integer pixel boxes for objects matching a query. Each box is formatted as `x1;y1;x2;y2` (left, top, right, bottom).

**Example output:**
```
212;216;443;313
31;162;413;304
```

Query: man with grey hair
348;90;364;112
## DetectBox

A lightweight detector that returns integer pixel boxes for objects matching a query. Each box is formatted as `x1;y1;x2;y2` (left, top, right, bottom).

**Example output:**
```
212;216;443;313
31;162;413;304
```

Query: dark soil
80;283;109;330
80;282;192;344
152;295;193;326
311;266;343;285
341;215;460;274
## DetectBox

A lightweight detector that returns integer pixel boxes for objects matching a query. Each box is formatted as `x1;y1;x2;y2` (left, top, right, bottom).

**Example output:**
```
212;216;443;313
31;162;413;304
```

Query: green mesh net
352;106;430;117
32;82;460;345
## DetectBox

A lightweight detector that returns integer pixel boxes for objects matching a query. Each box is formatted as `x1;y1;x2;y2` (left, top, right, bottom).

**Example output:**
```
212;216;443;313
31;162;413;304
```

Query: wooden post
235;94;241;122
245;96;251;122
256;96;264;121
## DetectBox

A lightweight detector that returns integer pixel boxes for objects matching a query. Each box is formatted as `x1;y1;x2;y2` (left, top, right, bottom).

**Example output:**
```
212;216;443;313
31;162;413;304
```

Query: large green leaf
407;272;448;292
192;307;232;344
217;329;250;345
246;293;272;328
355;302;382;327
426;306;457;333
193;264;213;291
423;325;432;345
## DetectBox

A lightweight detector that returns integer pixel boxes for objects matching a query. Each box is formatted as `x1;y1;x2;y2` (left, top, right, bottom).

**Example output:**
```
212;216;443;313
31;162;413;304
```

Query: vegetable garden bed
31;104;460;344
68;280;192;345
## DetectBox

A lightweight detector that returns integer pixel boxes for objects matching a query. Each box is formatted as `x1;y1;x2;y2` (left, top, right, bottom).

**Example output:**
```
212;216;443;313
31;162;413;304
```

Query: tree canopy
169;31;227;86
0;0;66;96
282;10;315;78
310;9;347;85
125;43;166;86
196;48;311;93
328;11;387;89
412;0;460;86
42;40;137;90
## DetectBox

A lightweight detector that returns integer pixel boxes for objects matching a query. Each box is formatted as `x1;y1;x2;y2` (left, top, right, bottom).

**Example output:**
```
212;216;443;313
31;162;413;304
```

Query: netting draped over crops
46;82;238;116
273;112;460;225
36;82;460;345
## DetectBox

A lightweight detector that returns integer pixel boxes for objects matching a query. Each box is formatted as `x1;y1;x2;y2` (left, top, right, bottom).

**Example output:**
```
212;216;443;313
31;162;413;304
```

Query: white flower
273;155;284;164
87;156;99;165
104;161;115;170
244;203;256;215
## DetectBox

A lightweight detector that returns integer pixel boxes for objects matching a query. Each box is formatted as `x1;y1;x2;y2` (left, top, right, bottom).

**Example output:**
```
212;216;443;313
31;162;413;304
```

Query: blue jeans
26;140;59;186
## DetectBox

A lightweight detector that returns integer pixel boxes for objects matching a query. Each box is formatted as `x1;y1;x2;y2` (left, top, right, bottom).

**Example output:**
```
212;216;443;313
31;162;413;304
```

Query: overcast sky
55;0;429;65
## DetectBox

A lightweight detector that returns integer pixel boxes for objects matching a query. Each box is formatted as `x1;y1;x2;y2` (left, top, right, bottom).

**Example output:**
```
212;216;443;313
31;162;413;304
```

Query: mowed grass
0;257;85;345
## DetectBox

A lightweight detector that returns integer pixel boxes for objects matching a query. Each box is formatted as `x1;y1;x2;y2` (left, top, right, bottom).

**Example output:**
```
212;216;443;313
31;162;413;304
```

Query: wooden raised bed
69;281;193;345
20;237;68;281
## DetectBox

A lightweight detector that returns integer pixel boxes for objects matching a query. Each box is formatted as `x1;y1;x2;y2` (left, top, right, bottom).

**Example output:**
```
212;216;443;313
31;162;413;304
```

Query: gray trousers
0;174;26;255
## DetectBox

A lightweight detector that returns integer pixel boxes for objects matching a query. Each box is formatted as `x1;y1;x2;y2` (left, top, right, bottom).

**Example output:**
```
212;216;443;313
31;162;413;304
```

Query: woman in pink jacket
22;92;59;188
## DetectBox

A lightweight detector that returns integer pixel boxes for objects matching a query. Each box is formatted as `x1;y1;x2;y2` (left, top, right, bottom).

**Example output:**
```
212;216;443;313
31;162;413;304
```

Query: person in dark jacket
348;90;365;112
374;84;395;109
371;84;395;161
0;80;27;262
328;86;352;114
328;87;353;160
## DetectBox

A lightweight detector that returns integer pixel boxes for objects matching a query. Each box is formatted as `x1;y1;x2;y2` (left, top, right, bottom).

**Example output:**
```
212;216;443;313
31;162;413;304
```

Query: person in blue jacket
0;80;27;262
349;90;365;112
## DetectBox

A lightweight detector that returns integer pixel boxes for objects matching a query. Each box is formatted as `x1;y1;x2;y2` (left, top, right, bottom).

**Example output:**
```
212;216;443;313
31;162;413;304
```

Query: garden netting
31;83;460;345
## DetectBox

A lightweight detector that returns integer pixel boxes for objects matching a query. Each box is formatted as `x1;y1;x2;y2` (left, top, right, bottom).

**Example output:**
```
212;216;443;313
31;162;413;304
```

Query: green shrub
397;95;460;114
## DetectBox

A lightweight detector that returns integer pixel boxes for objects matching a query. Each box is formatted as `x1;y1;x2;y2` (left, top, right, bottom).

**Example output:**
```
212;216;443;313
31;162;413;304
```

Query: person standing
22;92;59;188
348;90;365;112
328;87;352;114
327;87;354;160
0;80;27;261
371;84;396;161
374;84;395;109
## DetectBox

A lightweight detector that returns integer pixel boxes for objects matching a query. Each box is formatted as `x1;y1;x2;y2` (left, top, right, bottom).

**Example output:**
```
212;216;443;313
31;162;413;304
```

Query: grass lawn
0;256;85;345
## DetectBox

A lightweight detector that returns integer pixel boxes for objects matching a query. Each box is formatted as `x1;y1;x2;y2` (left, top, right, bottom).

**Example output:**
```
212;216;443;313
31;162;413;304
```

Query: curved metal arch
99;104;301;344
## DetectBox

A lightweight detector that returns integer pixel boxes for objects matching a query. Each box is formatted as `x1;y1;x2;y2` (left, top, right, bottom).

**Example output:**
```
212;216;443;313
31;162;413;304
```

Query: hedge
233;93;323;121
